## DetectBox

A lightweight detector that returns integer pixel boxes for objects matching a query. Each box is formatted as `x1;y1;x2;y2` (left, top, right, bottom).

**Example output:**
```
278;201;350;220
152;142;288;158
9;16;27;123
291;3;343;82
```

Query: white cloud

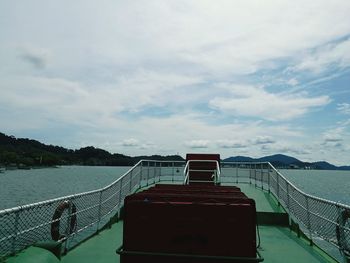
251;136;276;145
286;78;299;86
185;140;210;148
337;103;350;115
1;0;350;165
292;38;350;74
122;138;139;147
209;84;330;121
322;127;345;148
217;140;247;149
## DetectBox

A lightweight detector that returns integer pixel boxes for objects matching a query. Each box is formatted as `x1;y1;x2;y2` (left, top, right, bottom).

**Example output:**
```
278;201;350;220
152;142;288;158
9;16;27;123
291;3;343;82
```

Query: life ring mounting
51;200;77;241
336;208;350;257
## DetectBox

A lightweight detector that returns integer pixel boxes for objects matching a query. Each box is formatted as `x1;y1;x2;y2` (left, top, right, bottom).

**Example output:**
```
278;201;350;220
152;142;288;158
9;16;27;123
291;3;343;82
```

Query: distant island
1;132;349;170
223;154;350;171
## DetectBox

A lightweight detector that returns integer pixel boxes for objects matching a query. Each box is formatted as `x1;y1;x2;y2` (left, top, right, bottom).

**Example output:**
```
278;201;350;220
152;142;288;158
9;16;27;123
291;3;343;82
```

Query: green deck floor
60;183;336;263
6;183;339;263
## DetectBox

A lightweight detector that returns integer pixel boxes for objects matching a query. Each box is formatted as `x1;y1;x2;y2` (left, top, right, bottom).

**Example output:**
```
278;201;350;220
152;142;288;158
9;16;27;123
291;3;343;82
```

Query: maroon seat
123;200;256;262
119;154;257;263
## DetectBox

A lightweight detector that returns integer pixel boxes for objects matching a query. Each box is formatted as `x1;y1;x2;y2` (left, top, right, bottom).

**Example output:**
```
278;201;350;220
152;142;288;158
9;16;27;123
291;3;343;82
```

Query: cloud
1;0;350;165
291;38;350;74
19;48;51;69
217;140;247;149
286;78;299;86
185;140;210;148
251;136;276;145
209;84;330;121
321;127;346;150
122;138;139;147
337;103;350;115
261;144;311;155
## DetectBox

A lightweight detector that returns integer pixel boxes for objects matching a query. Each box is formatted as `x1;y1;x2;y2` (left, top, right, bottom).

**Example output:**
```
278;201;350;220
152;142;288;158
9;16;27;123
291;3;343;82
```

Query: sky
0;1;350;165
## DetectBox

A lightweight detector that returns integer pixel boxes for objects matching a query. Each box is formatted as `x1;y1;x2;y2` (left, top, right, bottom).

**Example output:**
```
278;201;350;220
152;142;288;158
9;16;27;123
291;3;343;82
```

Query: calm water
0;166;349;210
0;166;130;210
280;169;350;205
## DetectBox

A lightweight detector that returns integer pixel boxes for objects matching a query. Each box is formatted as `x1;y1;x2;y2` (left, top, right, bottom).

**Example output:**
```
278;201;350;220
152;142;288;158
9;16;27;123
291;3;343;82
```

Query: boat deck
7;183;338;263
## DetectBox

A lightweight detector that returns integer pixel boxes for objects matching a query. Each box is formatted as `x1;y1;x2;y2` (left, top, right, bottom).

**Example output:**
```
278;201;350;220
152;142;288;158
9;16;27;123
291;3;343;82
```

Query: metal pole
305;196;313;245
12;208;21;255
236;163;238;184
96;190;103;232
64;200;73;253
261;164;264;190
147;161;149;186
268;165;271;193
129;169;133;192
139;162;143;189
286;183;290;212
277;171;280;206
254;163;257;188
249;164;252;185
140;161;143;188
118;178;123;209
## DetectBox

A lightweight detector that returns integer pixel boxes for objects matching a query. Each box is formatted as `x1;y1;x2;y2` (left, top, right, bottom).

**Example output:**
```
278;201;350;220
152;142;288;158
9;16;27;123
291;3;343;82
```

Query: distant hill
224;156;255;162
223;154;350;170
257;154;301;165
0;132;184;167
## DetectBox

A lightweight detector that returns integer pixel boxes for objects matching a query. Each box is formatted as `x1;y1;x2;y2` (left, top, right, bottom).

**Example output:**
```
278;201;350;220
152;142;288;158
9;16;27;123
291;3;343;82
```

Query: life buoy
51;200;77;241
336;208;350;256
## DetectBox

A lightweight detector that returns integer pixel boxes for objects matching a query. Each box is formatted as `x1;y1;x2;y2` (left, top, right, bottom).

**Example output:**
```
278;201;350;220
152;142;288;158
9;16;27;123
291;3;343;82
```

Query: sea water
279;169;350;205
0;166;349;210
0;166;130;210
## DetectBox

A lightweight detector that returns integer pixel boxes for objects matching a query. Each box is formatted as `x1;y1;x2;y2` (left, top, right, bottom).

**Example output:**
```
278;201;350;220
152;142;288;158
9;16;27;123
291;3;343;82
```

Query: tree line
0;132;184;167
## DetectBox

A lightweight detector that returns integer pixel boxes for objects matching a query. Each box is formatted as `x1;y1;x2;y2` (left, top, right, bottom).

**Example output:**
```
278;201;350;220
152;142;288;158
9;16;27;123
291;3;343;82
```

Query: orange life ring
51;200;77;241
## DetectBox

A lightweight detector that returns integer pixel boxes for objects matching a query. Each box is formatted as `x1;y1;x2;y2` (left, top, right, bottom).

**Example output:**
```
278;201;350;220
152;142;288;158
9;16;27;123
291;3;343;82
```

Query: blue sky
0;1;350;165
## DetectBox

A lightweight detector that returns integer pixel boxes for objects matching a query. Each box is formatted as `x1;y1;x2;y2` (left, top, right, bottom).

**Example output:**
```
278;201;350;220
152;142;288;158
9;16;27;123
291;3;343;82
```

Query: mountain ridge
1;132;349;170
0;132;184;167
224;154;350;170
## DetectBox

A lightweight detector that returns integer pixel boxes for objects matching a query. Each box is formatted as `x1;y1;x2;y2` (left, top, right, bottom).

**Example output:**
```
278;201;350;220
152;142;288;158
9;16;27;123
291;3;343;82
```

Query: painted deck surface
6;183;338;263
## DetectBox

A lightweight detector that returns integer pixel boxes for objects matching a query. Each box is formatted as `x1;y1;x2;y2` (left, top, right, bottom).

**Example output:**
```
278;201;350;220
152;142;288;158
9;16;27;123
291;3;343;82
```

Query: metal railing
0;160;184;258
0;160;349;262
220;162;350;262
183;159;221;184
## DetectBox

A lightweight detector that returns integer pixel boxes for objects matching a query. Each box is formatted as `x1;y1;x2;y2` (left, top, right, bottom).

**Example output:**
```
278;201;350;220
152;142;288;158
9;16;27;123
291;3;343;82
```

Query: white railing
183;159;221;184
220;162;350;262
0;160;184;258
0;160;349;262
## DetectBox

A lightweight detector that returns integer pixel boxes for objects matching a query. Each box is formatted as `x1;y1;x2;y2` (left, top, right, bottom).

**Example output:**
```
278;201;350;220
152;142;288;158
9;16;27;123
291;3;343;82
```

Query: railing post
140;160;143;188
249;164;252;184
129;169;133;192
286;183;290;212
139;162;143;188
64;200;73;253
12;208;21;255
118;178;123;209
146;161;150;186
277;171;280;206
260;164;263;190
305;196;313;245
96;190;103;232
267;165;271;193
172;162;174;182
235;163;238;183
254;163;257;188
